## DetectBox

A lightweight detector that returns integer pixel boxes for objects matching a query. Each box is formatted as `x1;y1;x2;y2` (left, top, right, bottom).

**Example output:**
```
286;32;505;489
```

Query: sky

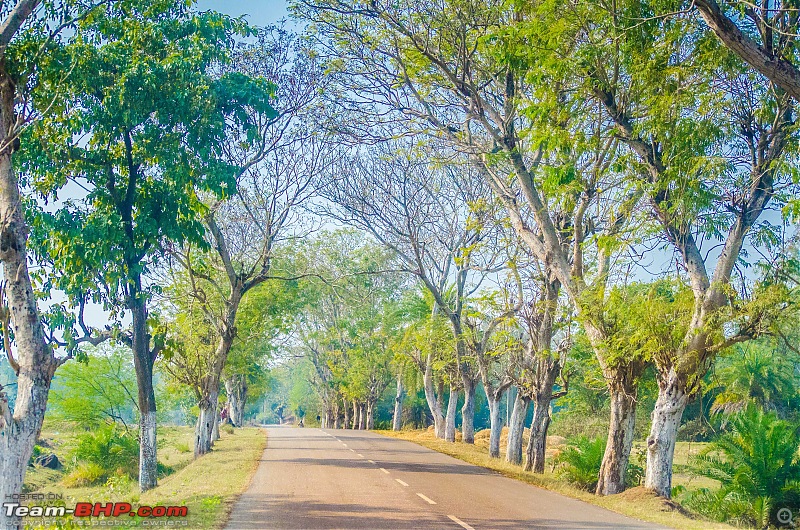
195;0;290;25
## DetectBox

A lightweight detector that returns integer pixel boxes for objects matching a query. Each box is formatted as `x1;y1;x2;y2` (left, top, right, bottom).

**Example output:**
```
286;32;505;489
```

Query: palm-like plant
710;343;798;416
684;406;800;527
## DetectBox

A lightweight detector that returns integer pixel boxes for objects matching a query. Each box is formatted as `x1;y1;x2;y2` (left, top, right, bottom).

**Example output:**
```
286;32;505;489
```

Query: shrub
680;406;800;527
72;424;138;481
555;436;606;490
222;424;235;435
62;462;106;487
175;442;191;453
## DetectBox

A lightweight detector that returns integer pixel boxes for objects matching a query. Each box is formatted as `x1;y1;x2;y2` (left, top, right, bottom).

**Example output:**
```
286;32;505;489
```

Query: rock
34;453;62;470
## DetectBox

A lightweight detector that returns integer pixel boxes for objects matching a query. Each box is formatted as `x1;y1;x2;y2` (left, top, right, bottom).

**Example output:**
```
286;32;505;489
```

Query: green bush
555;436;644;491
555;436;606;491
680;406;800;527
222;424;235;435
62;462;106;487
72;424;138;481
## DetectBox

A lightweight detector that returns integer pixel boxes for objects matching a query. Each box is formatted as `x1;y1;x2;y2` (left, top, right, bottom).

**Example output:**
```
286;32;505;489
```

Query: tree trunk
366;400;375;430
506;391;530;465
445;383;459;442
461;376;476;444
352;399;358;429
333;399;341;429
596;386;637;495
129;293;158;491
525;392;552;473
422;354;445;438
195;388;218;458
358;402;366;430
0;77;59;526
392;374;403;431
224;375;247;427
645;368;689;498
343;398;350;429
487;395;503;458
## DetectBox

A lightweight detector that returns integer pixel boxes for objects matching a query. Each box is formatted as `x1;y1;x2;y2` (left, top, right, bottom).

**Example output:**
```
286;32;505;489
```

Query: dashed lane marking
368;460;376;464
357;454;364;457
380;468;390;474
395;479;409;487
416;493;437;505
448;515;474;530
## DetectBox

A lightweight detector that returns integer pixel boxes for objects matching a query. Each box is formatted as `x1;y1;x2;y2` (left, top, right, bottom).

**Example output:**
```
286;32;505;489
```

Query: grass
378;428;733;530
23;425;266;530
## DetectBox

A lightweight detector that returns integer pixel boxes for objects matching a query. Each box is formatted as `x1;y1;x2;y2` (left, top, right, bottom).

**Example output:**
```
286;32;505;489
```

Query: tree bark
644;368;689;497
358;402;366;430
422;353;445;438
445;383;458;442
506;391;530;465
392;374;403;431
596;386;637;495
461;375;476;444
366;400;375;430
129;293;158;491
333;399;342;429
525;392;552;473
0;59;57;525
224;375;247;427
195;388;218;458
487;395;503;458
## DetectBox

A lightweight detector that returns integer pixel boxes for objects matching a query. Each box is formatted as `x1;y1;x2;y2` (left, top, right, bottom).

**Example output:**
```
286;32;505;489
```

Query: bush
72;424;138;481
555;436;606;491
175;442;191;453
680;406;800;527
62;462;106;487
222;424;235;435
554;435;644;491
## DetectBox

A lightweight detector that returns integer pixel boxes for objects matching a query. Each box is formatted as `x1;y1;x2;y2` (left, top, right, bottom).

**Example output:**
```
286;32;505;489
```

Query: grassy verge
24;426;266;530
378;429;732;530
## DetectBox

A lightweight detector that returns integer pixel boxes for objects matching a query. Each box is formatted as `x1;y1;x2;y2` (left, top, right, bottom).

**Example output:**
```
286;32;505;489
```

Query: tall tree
24;1;264;490
0;0;127;519
320;144;499;443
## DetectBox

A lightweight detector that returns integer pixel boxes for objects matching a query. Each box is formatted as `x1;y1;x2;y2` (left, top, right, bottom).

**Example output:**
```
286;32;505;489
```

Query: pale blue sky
196;0;290;25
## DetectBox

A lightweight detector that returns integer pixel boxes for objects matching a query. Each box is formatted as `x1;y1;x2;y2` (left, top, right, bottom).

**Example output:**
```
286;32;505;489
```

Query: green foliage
555;436;606;491
49;346;138;428
681;406;800;527
69;425;139;484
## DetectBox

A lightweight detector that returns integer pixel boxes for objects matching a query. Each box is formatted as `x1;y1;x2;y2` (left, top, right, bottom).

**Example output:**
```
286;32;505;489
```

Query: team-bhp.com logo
3;502;188;519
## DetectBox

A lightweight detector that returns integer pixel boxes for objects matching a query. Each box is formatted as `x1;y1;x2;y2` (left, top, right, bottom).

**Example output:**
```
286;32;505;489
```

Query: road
225;426;665;530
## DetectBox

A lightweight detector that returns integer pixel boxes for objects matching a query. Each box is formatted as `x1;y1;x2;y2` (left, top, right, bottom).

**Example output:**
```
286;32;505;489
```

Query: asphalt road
225;426;665;530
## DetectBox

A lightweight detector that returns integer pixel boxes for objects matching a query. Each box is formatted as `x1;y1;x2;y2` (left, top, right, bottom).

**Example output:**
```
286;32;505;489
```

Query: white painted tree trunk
334;399;342;429
195;389;218;458
392;375;403;431
358;403;366;430
343;397;350;429
0;36;63;530
224;376;247;427
487;396;503;458
422;354;445;438
645;369;689;498
352;399;358;429
366;400;375;429
506;391;530;465
525;394;551;473
130;295;158;491
461;376;476;444
445;383;458;442
596;387;637;495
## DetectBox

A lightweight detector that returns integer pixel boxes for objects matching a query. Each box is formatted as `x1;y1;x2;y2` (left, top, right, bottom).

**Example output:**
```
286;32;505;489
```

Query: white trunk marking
395;479;409;487
448;515;475;530
416;493;437;504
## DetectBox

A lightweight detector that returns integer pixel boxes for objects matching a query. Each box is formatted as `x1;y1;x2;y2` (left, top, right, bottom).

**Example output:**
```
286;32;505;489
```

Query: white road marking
395;479;409;487
350;449;356;452
368;460;376;464
448;515;474;530
342;443;347;446
357;453;364;457
380;468;390;474
416;493;437;505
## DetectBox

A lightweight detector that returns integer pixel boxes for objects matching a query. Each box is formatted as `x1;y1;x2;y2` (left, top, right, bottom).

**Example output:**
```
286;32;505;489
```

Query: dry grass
24;426;266;530
379;429;733;530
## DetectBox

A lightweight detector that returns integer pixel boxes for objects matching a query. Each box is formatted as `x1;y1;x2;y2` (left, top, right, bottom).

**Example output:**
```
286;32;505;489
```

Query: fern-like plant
682;406;800;527
555;436;606;491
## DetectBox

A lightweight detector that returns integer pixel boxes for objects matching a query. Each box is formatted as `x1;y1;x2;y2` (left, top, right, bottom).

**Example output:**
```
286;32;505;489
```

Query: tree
24;1;262;490
0;0;130;519
320;143;499;443
299;0;648;493
166;25;331;455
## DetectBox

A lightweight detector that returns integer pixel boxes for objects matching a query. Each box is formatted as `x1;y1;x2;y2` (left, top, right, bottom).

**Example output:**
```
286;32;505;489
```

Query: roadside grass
24;425;266;530
378;429;732;530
